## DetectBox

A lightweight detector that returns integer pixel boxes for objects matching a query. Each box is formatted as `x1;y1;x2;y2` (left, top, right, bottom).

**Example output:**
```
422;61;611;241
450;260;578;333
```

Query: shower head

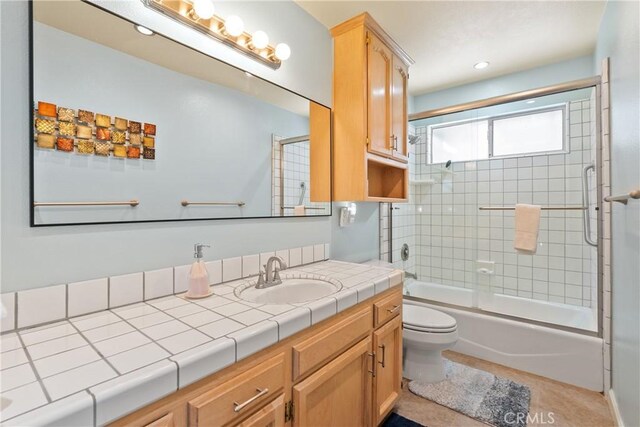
408;134;422;145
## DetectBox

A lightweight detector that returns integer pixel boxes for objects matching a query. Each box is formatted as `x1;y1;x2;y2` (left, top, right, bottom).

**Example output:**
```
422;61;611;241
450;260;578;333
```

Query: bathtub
404;280;604;391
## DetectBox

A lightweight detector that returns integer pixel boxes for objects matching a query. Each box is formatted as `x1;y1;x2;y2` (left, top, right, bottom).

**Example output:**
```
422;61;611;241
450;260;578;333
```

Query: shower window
428;105;567;164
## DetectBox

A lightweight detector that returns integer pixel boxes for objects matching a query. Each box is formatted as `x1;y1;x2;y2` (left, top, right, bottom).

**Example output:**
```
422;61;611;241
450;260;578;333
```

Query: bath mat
382;413;425;427
408;360;531;427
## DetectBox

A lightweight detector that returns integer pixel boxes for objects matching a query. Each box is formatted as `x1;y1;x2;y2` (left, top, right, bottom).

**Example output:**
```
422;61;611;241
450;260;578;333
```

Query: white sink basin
236;275;342;304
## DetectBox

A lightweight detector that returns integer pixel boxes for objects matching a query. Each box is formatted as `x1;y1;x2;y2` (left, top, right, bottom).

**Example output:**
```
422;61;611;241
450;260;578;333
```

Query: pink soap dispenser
185;243;212;299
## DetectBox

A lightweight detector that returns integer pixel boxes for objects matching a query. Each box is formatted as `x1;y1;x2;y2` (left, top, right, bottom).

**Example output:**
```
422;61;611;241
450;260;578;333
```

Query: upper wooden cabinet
331;13;414;202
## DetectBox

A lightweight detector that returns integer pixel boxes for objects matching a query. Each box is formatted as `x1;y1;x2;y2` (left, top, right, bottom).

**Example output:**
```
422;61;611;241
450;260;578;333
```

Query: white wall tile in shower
382;98;599;309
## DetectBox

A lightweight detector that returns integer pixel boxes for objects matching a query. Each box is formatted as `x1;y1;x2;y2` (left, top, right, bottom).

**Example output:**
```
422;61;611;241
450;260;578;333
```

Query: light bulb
251;30;269;49
275;43;291;61
193;0;215;20
134;25;154;36
474;61;490;70
224;15;244;37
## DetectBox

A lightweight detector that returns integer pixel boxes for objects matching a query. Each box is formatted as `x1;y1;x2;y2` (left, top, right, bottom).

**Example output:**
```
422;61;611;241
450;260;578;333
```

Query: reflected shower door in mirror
30;1;331;226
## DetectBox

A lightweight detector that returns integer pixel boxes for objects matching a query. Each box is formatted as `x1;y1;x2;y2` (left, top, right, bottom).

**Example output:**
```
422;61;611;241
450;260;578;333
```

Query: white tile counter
0;261;402;426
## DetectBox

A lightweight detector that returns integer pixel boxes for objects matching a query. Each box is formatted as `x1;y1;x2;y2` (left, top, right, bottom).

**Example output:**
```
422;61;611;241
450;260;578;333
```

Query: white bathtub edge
405;299;604;392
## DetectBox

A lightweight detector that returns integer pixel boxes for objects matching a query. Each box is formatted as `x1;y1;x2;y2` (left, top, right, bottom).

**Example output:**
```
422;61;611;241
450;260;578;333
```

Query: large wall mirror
30;1;331;226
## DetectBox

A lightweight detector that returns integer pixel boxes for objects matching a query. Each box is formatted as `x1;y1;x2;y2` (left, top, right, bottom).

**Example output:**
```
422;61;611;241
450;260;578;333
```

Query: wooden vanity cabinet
293;337;373;427
110;286;403;427
331;13;413;202
372;316;403;425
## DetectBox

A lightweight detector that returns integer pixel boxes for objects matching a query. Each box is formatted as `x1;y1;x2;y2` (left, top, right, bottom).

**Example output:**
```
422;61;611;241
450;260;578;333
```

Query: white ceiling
296;1;606;96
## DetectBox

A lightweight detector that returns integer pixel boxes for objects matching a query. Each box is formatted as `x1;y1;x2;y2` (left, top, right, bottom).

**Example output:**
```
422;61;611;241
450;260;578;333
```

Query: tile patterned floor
395;351;614;427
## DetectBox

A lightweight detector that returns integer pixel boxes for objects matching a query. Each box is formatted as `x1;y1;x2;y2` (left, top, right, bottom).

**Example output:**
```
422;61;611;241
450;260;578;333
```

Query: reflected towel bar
479;206;587;211
181;200;245;207
604;189;640;205
282;206;327;211
34;200;139;207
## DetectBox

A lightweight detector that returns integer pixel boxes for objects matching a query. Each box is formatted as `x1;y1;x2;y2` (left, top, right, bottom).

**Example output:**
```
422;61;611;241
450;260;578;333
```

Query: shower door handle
582;164;598;247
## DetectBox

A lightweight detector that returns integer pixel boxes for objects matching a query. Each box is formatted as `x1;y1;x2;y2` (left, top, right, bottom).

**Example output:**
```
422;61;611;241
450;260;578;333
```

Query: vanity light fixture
142;0;291;69
134;24;155;36
223;15;244;37
192;0;215;20
474;61;490;70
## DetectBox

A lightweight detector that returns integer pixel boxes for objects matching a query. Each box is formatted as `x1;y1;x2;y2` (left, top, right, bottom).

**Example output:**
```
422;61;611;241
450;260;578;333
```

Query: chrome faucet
256;256;288;289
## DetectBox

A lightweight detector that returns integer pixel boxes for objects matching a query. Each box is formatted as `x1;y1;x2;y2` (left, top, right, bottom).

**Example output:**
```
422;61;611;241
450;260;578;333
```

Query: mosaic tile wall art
33;101;157;160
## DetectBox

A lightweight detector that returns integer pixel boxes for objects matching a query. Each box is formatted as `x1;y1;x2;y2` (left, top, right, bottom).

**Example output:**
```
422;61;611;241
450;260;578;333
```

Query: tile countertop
0;260;403;426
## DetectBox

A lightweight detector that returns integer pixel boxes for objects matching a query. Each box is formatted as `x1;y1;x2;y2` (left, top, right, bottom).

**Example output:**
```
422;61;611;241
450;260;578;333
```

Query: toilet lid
403;304;457;331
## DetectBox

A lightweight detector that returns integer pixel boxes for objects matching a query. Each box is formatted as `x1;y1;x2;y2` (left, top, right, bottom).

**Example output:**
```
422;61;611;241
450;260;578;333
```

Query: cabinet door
293;337;373;427
237;394;285;427
367;31;393;158
391;56;409;162
372;316;403;425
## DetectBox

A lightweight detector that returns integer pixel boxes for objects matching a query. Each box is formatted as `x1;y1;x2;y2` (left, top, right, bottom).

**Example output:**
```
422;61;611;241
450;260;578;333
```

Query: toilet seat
403;304;457;333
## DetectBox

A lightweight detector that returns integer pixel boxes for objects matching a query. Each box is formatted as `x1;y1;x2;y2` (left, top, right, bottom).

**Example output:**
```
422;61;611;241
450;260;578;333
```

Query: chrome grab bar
582;164;597;247
34;200;139;207
604;189;640;205
233;388;269;412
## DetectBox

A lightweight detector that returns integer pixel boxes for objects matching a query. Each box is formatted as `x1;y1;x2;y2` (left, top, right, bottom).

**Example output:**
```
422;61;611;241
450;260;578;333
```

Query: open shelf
366;158;407;200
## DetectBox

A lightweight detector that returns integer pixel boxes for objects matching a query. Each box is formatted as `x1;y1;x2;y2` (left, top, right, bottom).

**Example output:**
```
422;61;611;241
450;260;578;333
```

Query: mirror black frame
28;0;332;227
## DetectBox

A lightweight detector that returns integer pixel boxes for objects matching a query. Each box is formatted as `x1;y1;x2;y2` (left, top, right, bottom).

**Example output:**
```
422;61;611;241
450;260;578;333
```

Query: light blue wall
0;1;335;292
331;202;380;263
594;1;640;425
412;55;595;113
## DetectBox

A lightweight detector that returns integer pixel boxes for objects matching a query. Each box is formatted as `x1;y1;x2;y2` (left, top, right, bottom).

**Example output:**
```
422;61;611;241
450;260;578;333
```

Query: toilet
402;303;458;383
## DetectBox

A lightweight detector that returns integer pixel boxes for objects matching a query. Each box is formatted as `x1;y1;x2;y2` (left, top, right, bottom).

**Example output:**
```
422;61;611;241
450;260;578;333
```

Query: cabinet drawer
237;394;285;427
144;413;175;427
292;306;372;381
188;353;285;427
374;291;402;327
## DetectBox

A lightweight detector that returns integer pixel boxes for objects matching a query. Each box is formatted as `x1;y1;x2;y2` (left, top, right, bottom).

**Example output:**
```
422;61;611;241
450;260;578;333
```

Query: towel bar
34;200;139;207
479;206;587;211
604;189;640;205
181;200;245;207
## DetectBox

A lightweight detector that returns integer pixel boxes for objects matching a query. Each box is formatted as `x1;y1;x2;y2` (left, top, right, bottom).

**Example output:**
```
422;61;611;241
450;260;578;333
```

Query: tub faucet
256;256;288;289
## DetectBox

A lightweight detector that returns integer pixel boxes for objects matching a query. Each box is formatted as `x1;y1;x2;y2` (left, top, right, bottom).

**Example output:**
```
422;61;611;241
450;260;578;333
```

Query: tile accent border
1;243;330;334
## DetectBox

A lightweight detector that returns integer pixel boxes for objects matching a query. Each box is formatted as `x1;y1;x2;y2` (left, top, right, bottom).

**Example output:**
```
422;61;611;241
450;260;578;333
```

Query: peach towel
294;205;306;215
514;204;541;254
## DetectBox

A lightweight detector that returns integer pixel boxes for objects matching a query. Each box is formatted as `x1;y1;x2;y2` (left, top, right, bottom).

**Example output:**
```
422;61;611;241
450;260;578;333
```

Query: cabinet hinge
284;400;294;423
366;136;370;148
365;33;371;45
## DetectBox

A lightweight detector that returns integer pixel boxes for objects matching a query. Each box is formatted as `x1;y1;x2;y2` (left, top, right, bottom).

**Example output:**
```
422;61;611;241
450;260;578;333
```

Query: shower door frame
400;76;604;338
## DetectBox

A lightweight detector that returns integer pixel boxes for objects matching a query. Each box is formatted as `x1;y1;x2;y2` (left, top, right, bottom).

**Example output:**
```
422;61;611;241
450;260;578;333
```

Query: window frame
427;103;569;165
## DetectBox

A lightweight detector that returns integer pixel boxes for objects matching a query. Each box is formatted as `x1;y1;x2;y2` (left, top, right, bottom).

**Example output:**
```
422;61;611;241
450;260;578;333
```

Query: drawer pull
387;305;400;314
233;388;269;413
378;344;386;368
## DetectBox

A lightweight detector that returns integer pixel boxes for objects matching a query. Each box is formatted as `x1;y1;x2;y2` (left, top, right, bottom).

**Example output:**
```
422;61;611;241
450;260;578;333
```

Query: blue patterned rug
383;413;425;427
408;360;531;427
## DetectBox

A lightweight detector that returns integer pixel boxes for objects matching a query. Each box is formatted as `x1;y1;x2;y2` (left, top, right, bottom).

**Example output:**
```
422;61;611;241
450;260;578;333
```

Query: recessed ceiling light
526;100;535;104
134;25;154;36
474;61;490;70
